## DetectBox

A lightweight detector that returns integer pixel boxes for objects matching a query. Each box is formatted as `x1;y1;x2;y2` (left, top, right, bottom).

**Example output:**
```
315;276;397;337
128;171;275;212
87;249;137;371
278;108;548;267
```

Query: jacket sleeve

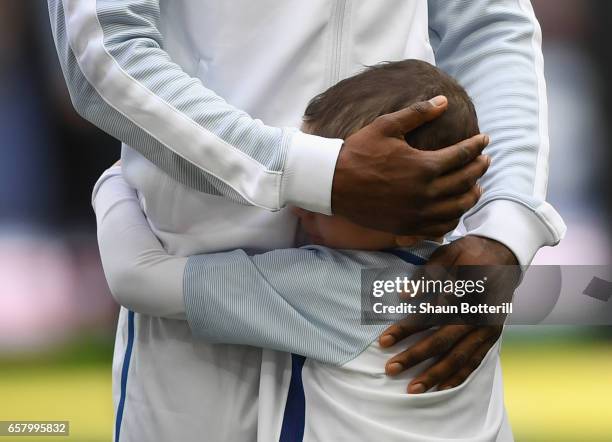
428;0;567;266
92;167;188;319
184;246;390;365
92;167;387;364
48;0;342;213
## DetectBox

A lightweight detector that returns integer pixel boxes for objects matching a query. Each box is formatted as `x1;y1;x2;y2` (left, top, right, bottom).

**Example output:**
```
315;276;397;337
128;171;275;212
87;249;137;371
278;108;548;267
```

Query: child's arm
183;246;396;366
93;167;187;319
93;168;407;365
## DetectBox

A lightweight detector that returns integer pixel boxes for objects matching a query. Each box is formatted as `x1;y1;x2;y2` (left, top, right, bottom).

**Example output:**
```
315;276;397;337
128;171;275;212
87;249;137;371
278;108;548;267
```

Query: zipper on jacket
328;0;347;86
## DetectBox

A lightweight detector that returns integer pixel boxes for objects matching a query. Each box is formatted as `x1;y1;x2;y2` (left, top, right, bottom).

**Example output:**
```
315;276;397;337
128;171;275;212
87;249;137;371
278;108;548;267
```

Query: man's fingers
407;327;495;393
373;96;448;136
430;155;490;198
431;134;489;175
425;185;483;223
407;185;482;237
438;336;499;390
385;325;473;376
379;321;428;347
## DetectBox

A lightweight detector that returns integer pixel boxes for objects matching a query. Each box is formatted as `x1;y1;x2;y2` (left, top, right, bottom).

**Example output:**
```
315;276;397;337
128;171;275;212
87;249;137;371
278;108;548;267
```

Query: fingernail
429;95;447;107
485;155;492;166
440;385;453;391
483;135;490;145
379;335;395;347
477;184;484;196
409;383;426;394
386;362;403;375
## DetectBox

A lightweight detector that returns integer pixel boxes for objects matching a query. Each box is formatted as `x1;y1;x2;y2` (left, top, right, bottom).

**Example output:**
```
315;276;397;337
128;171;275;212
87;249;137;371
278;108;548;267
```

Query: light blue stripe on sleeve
184;244;439;365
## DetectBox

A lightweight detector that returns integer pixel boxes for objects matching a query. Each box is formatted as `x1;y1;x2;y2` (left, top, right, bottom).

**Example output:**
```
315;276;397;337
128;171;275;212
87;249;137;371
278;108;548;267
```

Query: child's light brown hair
303;59;479;150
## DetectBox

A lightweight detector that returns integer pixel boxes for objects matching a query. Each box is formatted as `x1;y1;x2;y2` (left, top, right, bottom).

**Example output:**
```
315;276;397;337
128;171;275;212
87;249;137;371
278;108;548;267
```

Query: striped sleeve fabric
184;247;417;366
47;0;342;213
428;0;566;265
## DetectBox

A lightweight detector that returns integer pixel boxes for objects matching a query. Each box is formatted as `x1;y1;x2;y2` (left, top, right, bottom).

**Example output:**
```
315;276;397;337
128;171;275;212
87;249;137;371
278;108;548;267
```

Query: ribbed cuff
463;200;566;266
280;131;343;215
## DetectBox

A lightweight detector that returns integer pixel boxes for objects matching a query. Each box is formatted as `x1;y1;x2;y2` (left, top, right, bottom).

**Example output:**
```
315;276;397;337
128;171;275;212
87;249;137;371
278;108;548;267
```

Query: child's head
295;59;480;250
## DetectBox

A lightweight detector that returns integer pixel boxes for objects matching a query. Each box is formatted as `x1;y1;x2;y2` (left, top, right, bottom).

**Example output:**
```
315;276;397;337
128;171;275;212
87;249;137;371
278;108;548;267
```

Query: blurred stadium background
0;1;610;441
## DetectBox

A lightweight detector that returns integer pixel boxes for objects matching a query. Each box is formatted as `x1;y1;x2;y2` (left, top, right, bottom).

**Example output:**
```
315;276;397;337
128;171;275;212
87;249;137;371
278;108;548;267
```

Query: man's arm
49;0;490;233
428;0;566;265
371;0;568;394
49;0;341;213
93;168;388;365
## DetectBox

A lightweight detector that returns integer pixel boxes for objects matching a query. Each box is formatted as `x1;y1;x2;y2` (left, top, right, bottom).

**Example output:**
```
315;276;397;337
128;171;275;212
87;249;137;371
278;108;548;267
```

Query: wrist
330;142;351;217
464;235;518;266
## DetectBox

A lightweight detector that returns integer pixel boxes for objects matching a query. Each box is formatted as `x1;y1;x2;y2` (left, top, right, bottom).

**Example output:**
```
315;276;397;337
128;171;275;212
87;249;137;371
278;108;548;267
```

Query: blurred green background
1;329;611;441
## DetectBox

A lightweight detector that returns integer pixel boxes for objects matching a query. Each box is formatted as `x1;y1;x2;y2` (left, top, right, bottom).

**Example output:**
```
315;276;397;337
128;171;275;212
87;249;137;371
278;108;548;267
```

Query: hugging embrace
49;1;565;441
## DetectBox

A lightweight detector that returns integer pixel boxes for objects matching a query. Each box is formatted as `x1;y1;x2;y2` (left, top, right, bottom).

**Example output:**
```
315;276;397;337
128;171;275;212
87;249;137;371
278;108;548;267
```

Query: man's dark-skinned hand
331;96;490;236
378;235;520;393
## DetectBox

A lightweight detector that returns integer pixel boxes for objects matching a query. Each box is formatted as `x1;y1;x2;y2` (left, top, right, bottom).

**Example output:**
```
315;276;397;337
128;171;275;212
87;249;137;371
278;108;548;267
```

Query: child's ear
394;236;420;247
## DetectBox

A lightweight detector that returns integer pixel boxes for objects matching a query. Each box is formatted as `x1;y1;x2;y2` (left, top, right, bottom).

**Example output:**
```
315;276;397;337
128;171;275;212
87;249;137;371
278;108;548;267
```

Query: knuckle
411;101;432;115
387;325;401;336
416;155;439;180
479;156;490;174
385;330;400;342
373;114;393;131
431;335;453;352
421;373;436;387
459;144;472;164
462;171;476;190
399;354;415;367
377;114;393;124
396;320;411;334
424;158;440;177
